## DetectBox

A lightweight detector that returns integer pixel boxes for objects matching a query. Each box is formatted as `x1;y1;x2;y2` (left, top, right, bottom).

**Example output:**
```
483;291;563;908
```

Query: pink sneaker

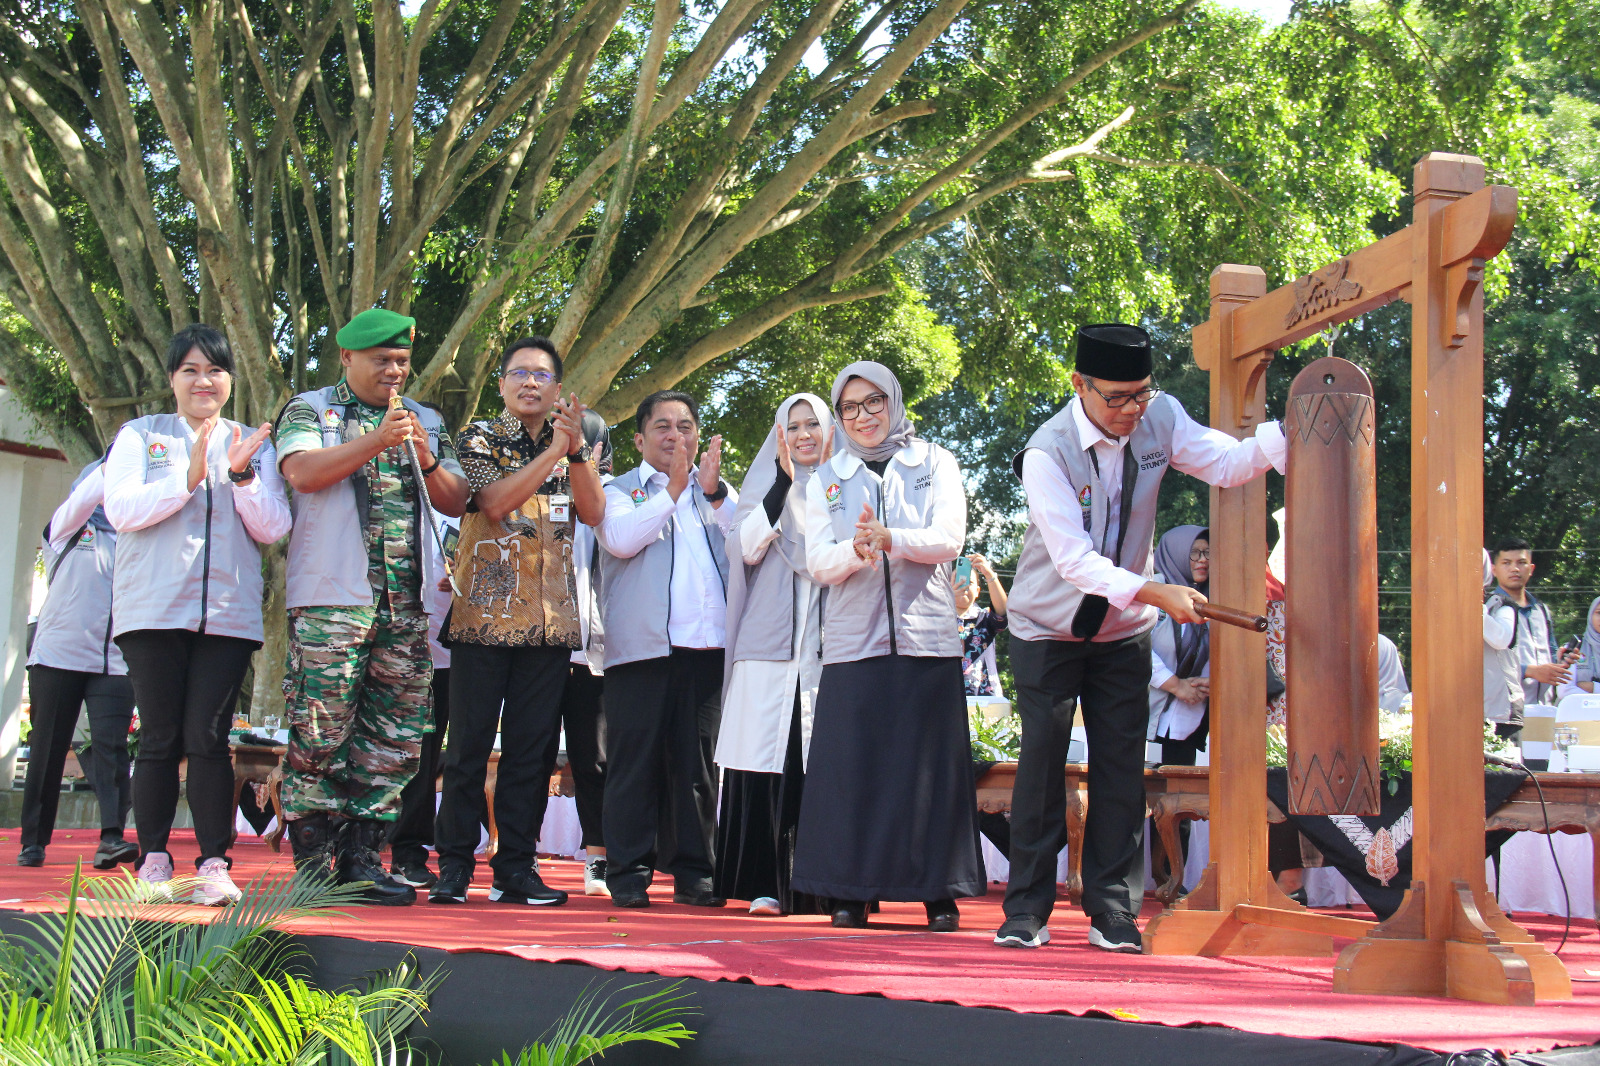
136;852;175;902
192;857;241;907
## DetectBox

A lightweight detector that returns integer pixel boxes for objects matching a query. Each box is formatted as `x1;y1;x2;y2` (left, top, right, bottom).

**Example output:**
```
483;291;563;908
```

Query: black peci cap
1075;323;1153;383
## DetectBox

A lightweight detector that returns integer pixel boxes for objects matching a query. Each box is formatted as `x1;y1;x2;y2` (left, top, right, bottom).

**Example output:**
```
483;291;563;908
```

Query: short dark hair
635;390;698;433
1492;537;1532;561
500;336;562;380
166;324;234;376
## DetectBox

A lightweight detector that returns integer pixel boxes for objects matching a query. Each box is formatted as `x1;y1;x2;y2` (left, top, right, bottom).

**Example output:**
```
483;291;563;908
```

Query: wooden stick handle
1197;603;1269;632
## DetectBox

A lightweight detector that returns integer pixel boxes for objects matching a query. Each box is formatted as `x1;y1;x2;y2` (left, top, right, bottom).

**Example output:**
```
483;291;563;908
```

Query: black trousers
116;629;257;865
602;648;723;895
390;667;451;867
21;666;134;847
436;644;569;879
1005;633;1153;920
541;663;606;849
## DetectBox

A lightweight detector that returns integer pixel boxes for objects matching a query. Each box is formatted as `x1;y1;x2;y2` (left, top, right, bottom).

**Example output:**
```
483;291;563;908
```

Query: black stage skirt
791;654;985;902
713;694;824;914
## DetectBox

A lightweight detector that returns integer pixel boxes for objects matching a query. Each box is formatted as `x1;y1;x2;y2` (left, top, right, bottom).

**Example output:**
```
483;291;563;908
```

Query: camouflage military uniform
276;383;455;821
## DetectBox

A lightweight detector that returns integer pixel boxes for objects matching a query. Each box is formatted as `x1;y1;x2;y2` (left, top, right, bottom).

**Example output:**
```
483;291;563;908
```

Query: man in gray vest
594;390;734;908
994;324;1287;953
275;308;469;905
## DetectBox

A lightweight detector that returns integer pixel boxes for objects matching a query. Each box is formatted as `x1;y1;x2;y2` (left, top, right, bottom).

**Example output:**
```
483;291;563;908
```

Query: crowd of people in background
18;315;1583;952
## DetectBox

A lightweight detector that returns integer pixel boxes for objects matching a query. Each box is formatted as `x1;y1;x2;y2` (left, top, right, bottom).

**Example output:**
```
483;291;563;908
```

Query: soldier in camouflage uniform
275;308;468;905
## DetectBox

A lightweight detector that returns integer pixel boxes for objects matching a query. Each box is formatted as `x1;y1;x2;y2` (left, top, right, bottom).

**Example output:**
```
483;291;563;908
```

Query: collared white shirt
596;460;737;649
1020;394;1287;611
104;420;293;543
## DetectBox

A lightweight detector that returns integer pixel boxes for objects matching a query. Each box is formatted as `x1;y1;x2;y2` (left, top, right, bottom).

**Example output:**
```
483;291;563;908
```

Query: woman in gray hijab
1572;596;1600;694
790;362;984;931
713;393;834;916
1146;525;1211;766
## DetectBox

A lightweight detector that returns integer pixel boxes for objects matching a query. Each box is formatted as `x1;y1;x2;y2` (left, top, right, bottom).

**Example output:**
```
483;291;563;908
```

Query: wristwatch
227;466;256;485
570;439;593;464
704;479;729;502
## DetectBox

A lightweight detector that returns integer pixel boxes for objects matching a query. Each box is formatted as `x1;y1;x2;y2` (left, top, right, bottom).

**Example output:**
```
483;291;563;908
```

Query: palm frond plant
0;864;696;1066
481;981;697;1066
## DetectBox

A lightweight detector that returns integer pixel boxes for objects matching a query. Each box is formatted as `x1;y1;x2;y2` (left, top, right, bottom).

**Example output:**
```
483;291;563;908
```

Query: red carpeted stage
3;829;1597;1064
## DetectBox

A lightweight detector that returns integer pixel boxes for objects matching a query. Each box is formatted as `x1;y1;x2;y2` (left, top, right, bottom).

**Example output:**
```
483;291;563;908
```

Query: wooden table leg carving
1063;781;1087;905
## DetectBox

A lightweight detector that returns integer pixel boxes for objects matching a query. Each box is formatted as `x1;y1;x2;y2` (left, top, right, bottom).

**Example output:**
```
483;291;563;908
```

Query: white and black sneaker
584;856;610;897
993;913;1050;948
488;868;568;906
391;859;438;889
1086;910;1143;953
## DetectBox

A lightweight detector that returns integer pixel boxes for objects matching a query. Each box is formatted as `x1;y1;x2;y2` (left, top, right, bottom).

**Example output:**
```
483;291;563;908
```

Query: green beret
336;308;415;351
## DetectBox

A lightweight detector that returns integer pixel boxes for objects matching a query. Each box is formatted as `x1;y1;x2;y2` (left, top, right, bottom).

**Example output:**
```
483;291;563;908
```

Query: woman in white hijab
714;394;834;916
791;362;984;931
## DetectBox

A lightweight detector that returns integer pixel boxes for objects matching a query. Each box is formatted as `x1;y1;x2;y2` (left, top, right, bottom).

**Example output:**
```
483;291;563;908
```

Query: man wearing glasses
428;337;605;906
994;323;1288;953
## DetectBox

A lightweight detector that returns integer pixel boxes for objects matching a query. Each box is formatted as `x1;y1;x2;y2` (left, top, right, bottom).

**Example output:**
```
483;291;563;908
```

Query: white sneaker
192;857;241;907
584;856;610;897
136;852;175;903
749;896;782;916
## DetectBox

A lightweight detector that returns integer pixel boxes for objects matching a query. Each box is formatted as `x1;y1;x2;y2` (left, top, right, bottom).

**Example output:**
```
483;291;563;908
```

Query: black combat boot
335;820;416;906
288;813;335;884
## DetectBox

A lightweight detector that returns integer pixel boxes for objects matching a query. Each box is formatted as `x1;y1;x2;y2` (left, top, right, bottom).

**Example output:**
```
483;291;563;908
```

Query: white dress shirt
104;421;293;543
596;460;737;649
1020;395;1286;611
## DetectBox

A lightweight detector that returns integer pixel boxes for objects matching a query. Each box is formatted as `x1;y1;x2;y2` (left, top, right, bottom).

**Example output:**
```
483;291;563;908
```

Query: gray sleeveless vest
815;441;963;664
1008;397;1177;643
29;519;123;675
278;384;450;609
111;414;271;642
597;466;732;669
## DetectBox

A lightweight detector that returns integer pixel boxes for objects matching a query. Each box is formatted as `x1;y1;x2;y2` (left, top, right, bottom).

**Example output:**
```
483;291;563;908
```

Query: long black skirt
791;654;985;902
713;694;824;913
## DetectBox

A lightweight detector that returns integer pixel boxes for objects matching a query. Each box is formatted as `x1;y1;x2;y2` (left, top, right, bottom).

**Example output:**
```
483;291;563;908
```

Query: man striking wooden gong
1142;152;1571;1005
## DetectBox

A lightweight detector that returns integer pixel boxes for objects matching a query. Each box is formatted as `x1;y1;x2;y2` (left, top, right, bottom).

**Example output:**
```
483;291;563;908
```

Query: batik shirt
277;380;458;611
959;608;1007;696
447;411;580;648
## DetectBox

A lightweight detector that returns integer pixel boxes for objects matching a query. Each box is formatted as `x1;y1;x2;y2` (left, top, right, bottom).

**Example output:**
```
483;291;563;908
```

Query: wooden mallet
1196;602;1269;632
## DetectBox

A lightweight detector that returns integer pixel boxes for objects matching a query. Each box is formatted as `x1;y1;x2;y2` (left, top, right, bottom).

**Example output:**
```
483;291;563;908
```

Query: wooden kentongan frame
1140;152;1571;1005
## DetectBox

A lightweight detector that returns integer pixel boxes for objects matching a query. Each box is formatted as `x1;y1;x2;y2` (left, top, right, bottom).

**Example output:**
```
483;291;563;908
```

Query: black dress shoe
611;889;651;908
672;889;726;907
17;845;44;867
831;902;868;928
925;899;960;932
428;866;471;904
93;837;139;870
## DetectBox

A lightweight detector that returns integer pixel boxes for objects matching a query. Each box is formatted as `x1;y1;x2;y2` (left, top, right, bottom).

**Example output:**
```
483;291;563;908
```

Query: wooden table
973;764;1600;915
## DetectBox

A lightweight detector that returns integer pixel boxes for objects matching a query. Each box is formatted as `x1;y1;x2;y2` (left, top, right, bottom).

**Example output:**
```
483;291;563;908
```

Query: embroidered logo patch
825;482;842;503
80;527;96;546
148;442;167;460
629;487;648;504
323;408;340;427
1077;484;1092;508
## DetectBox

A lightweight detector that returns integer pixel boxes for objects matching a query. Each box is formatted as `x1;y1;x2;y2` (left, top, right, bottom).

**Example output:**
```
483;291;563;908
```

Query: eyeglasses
1081;378;1160;409
1189;549;1210;561
503;368;554;386
837;393;888;421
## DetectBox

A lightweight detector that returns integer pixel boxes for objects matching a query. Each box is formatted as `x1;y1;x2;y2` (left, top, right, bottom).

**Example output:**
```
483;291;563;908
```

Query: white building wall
0;385;73;784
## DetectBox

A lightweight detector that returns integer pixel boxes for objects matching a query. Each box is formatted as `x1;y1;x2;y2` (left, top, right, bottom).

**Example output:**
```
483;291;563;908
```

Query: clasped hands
852;502;890;565
187;417;273;491
665;431;724;503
